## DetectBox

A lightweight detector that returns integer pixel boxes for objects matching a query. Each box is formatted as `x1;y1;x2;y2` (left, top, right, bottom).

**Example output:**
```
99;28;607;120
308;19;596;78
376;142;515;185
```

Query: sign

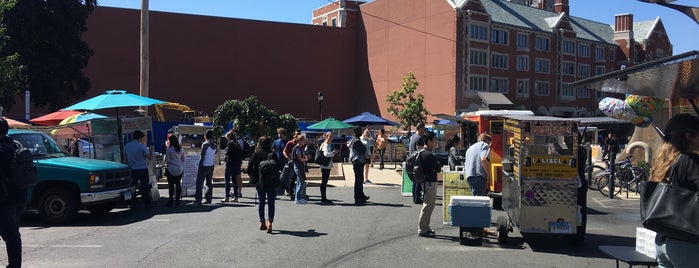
442;169;472;224
521;156;577;179
549;221;573;234
182;155;200;196
121;116;153;133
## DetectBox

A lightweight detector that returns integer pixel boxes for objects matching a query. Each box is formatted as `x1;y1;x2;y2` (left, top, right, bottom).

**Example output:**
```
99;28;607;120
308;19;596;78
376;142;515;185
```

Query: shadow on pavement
523;233;634;258
272;229;328;238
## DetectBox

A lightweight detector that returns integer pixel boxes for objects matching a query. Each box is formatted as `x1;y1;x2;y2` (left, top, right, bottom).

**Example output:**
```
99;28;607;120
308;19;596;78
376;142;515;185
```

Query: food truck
499;115;583;245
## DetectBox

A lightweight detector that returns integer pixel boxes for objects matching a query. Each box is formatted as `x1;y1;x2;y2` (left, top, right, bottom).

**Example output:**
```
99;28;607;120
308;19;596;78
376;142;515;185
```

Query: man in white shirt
195;129;217;205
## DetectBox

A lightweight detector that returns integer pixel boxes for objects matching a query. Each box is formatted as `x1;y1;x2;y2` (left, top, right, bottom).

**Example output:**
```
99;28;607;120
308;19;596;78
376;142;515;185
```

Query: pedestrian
0;118;27;268
364;126;376;167
361;128;374;184
608;132;620;162
124;130;154;208
445;135;461;171
164;135;185;206
409;122;426;204
602;132;612;160
340;134;350;162
292;135;308;204
350;126;370;205
224;131;243;202
319;132;336;204
273;128;288;165
247;136;279;233
283;131;300;199
575;132;588;241
464;133;495;235
648;114;699;267
195;129;216;206
417;131;442;238
376;129;388;170
70;134;80;157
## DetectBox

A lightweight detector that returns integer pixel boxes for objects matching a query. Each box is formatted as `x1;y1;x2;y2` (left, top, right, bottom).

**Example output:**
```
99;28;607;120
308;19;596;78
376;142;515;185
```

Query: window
577;64;590;78
655;48;665;60
610;50;616;61
491;77;508;93
562;61;575;76
562;40;575;55
491;53;508;69
535;58;550;73
535;36;550;51
469;75;488;92
535;81;550;96
577;87;590;98
469;49;487;66
595;47;605;61
560;83;575;99
517;56;529;71
517;33;528;49
578;44;590;57
516;79;529;97
331;18;337;27
492;29;508;45
322;16;328;26
595;66;606;76
470;24;488;41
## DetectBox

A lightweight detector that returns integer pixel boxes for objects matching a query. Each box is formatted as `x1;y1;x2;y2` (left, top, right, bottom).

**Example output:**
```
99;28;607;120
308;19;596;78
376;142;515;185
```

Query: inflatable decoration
599;97;645;122
625;95;664;117
633;117;651;128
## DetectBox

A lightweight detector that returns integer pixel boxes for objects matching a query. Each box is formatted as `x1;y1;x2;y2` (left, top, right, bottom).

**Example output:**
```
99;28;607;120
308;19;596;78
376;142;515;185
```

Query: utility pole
140;0;150;115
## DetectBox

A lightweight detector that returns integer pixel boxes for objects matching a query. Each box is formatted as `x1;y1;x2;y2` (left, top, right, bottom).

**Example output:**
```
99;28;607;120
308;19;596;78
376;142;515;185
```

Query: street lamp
638;0;699;25
317;92;324;121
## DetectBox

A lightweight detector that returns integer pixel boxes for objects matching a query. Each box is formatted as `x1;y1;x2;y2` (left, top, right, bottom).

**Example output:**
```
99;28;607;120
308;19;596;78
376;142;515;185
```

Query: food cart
499;115;583;245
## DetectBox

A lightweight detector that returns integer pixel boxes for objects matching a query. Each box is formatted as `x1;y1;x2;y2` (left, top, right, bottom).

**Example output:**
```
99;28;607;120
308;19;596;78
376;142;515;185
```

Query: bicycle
596;156;648;197
584;156;624;191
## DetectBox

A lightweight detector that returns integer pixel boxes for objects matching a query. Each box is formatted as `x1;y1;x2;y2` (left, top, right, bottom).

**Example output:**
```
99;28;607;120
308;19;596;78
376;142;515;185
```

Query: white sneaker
294;199;307;204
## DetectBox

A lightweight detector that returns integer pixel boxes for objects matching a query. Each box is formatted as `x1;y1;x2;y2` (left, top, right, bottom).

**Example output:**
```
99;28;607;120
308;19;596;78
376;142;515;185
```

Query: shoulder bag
640;155;699;243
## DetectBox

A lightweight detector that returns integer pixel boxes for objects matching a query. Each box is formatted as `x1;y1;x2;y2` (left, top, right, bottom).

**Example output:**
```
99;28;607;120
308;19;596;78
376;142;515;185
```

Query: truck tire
86;204;114;215
38;187;79;224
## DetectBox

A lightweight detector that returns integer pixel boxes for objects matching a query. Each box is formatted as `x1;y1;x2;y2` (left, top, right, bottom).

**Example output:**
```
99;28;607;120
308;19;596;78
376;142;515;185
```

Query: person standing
273;128;288;165
69;135;80;157
446;135;461;171
648;114;699;267
376;129;388;170
417;131;442;238
283;131;300;199
224;131;243;202
248;136;279;233
409;122;426;204
608;133;620;162
0;118;27;268
464;133;495;235
319;132;336;204
350;126;370;205
164;135;185;206
195;129;217;206
361;129;374;184
292;135;308;204
124;130;154;208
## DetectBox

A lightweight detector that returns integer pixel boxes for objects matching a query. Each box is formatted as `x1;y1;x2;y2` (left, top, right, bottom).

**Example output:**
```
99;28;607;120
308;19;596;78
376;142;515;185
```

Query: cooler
448;196;492;227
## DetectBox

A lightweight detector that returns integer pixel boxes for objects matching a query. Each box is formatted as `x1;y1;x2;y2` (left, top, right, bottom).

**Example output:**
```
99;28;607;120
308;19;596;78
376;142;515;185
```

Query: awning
478;92;513;110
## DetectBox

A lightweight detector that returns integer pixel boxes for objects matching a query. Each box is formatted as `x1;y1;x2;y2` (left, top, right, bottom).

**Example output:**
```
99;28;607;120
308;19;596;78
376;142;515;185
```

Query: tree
213;96;297;141
0;15;25;111
385;72;430;133
0;0;96;112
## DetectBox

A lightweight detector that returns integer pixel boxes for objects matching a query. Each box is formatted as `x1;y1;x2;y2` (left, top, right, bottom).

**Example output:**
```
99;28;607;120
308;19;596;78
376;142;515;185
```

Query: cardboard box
635;227;657;259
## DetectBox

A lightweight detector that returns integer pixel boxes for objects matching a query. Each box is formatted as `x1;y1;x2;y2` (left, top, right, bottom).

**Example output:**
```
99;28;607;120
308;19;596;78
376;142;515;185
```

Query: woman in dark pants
319;132;336;204
164;135;185;206
224;131;243;202
247;136;278;233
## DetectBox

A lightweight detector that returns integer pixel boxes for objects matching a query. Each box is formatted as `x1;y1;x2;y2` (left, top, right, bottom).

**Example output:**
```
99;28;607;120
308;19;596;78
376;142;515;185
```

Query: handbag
640;155;699;243
314;149;331;166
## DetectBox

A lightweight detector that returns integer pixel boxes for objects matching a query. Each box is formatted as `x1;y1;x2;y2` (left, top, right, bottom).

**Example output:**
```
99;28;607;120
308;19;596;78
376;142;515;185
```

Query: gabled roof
633;17;660;41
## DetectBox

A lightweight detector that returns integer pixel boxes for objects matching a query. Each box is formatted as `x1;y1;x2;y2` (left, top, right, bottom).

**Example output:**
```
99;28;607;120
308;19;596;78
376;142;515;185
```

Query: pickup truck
8;129;134;224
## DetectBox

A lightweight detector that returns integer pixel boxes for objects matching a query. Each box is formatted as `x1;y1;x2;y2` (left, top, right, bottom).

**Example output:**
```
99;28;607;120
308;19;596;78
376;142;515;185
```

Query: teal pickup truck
8;129;134;224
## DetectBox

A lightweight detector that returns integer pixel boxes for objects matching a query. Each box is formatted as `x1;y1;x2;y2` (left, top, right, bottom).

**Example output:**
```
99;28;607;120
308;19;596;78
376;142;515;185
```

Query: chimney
614;14;634;63
537;0;548;10
554;0;569;14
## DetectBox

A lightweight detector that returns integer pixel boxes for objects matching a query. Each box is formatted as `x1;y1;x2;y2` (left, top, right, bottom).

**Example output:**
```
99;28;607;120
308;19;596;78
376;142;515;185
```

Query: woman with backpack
247;136;278;233
224;131;244;202
164;135;185;206
319;132;336;204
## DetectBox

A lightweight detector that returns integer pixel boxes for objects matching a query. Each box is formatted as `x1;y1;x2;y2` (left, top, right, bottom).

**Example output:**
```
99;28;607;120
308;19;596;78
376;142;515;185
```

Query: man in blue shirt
464;133;495;235
273;128;288;164
124;130;153;208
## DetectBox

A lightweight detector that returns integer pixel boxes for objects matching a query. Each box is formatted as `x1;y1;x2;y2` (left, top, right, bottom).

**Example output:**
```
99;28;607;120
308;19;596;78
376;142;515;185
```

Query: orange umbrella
2;117;29;127
29;110;81;126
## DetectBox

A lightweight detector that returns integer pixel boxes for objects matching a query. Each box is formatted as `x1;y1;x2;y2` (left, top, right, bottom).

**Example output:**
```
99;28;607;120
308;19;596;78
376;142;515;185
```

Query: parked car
8;129;134;224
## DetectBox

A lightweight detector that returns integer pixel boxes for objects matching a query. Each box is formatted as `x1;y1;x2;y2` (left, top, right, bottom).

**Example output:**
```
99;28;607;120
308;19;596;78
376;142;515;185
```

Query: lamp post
317;92;324;121
638;0;699;25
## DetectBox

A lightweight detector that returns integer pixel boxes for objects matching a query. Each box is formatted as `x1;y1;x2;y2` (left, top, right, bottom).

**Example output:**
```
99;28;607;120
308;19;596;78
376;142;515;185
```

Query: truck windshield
10;133;67;158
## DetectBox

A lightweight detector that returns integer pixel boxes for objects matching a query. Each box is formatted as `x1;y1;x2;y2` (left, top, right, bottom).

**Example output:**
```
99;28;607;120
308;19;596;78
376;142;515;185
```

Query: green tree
0;0;96;112
386;72;430;133
213;96;297;141
0;13;25;110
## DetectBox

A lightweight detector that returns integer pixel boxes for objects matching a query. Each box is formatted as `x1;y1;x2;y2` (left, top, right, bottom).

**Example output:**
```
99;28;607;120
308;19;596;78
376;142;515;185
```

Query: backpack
1;140;38;190
405;149;426;183
259;153;281;188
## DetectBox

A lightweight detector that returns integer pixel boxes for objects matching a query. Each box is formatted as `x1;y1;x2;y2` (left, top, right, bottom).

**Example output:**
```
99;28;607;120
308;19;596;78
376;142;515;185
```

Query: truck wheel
86;204;114;215
497;216;508;244
38;187;79;224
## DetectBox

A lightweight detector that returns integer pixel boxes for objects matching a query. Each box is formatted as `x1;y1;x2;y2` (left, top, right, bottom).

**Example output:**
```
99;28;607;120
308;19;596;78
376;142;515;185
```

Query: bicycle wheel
597;174;622;197
627;167;648;194
585;165;606;190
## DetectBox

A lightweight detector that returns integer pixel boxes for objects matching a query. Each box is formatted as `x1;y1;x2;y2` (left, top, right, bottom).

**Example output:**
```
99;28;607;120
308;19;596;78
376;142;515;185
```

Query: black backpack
1;140;38;190
405;149;425;183
259;153;280;188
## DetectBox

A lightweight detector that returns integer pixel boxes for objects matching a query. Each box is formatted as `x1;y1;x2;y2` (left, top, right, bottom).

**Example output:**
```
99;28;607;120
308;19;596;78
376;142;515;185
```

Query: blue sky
96;0;698;54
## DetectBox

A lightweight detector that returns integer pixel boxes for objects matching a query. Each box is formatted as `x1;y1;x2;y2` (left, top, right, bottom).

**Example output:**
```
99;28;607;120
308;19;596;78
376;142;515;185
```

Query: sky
96;0;699;55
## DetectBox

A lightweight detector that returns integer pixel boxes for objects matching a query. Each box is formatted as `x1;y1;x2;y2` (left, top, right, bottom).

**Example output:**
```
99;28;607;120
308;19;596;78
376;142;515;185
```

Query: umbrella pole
116;108;125;163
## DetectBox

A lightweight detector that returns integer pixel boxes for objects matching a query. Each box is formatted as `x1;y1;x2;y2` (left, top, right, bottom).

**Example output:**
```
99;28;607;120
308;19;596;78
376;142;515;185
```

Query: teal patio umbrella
307;117;354;130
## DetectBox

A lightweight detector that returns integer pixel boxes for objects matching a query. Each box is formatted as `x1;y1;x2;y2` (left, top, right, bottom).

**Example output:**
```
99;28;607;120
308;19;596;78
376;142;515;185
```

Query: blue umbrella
343;112;399;126
63;90;166;110
58;112;107;125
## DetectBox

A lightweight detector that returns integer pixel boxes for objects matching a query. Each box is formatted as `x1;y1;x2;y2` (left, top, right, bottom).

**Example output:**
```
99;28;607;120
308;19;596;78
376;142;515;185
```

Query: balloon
599;97;639;121
634;118;651;128
625;95;664;117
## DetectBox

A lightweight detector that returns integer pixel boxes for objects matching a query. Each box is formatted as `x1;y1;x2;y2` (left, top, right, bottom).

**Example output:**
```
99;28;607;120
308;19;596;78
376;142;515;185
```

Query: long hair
168;135;181;153
226;131;241;150
649;114;699;182
445;135;461;151
257;136;272;153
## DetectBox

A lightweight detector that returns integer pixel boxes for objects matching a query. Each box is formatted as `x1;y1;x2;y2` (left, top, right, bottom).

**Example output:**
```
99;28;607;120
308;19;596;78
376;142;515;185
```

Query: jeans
0;203;24;268
378;148;386;168
321;168;331;200
293;162;306;201
656;235;699;268
224;165;241;198
165;169;182;202
467;175;487;196
131;169;151;206
257;187;277;222
418;182;437;234
196;165;214;203
352;161;366;200
412;180;423;203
